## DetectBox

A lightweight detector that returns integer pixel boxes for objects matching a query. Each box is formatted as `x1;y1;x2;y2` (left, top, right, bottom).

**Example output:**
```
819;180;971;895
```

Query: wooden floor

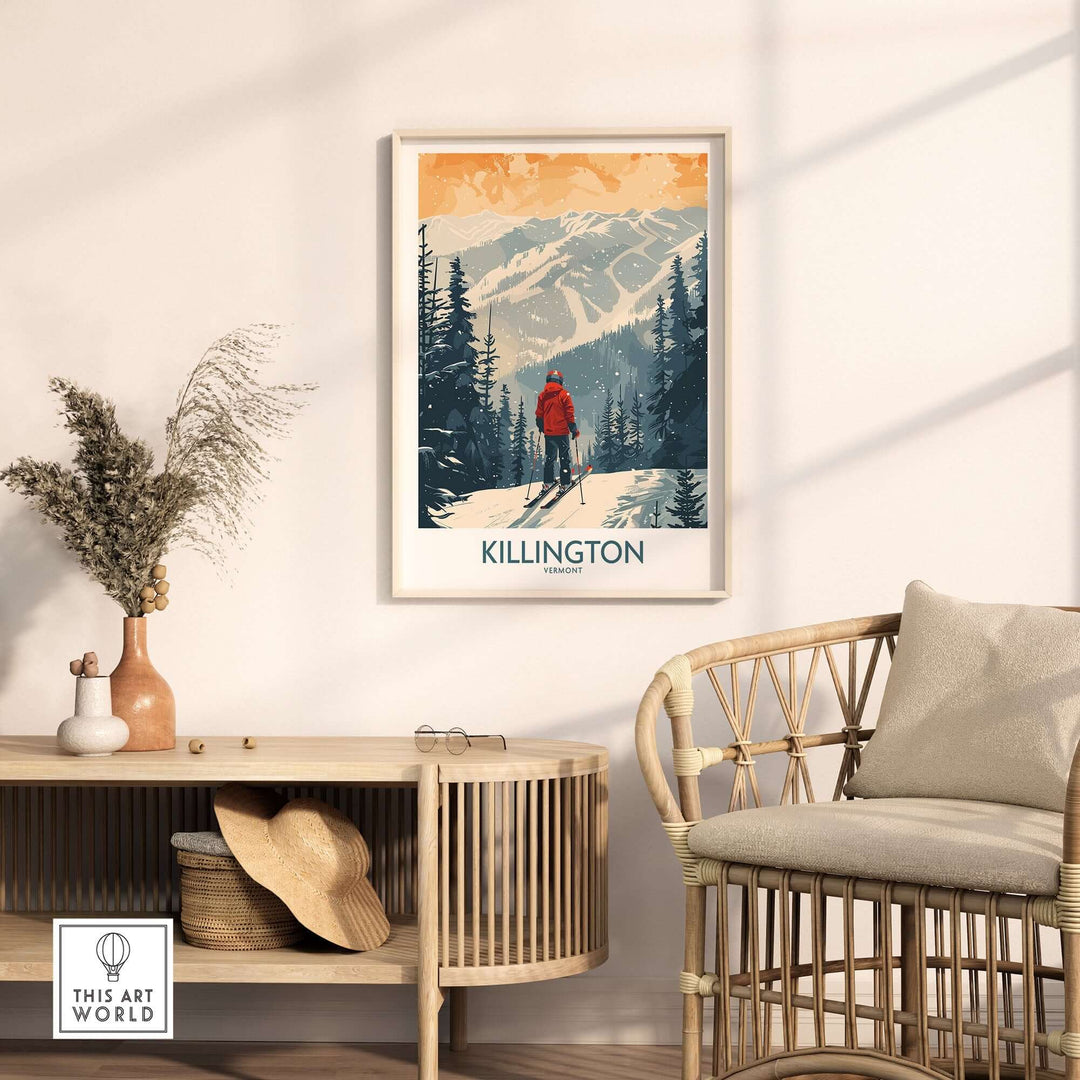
0;1042;681;1079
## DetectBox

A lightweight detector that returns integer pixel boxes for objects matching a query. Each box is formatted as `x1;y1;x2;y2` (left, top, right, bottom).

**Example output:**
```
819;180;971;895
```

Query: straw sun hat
213;784;390;951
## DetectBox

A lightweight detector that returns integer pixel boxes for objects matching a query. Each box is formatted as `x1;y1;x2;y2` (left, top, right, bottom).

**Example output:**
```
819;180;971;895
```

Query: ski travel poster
392;130;730;598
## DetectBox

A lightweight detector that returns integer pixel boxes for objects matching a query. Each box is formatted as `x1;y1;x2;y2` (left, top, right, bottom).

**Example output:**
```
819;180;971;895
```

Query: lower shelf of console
0;912;606;986
0;912;418;984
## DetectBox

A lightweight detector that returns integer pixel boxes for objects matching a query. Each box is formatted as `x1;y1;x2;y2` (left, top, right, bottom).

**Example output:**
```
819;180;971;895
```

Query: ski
540;466;592;509
523;484;557;509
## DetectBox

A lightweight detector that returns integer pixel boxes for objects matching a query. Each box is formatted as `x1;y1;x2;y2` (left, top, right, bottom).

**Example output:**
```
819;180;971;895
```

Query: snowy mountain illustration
416;198;708;529
423;206;706;371
422;210;528;256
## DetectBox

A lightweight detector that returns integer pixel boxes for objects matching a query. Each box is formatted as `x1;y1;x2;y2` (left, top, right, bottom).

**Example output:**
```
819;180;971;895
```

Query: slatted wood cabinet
0;736;609;1078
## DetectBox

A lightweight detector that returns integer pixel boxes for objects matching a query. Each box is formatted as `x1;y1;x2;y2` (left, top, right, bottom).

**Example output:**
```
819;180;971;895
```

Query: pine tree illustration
628;385;646;462
495;383;512;487
477;306;499;412
510;398;528;486
417;226;456;527
597;387;618;472
665;467;706;528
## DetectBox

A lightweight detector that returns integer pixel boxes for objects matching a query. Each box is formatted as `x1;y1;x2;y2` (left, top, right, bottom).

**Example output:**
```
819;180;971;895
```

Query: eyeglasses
414;725;508;755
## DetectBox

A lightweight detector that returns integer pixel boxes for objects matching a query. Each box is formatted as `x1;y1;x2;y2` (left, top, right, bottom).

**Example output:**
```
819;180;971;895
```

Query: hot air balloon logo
95;932;131;982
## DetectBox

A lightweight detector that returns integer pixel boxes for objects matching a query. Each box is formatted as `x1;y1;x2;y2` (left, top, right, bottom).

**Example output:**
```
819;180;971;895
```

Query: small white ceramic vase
57;678;129;757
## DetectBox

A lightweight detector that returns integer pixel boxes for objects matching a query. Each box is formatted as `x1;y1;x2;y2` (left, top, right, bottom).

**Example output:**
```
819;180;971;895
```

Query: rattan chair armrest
636;673;683;824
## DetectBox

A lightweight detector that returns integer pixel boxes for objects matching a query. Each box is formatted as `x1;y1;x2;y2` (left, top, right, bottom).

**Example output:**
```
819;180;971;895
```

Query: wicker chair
636;614;1080;1080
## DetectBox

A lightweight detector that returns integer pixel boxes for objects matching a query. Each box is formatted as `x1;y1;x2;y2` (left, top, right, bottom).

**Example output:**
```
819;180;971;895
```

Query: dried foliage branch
1;325;316;615
164;324;316;562
1;380;200;615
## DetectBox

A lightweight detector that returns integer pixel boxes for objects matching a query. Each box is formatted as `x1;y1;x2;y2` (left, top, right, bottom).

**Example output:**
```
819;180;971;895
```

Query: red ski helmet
546;370;564;384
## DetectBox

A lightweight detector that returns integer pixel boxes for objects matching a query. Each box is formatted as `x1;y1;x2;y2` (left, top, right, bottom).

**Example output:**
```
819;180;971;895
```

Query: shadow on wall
0;0;504;246
0;509;71;693
747;2;1078;625
740;33;1073;200
743;347;1076;510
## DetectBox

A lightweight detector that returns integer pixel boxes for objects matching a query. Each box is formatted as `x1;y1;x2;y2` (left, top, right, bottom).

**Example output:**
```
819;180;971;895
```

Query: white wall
0;0;1075;1043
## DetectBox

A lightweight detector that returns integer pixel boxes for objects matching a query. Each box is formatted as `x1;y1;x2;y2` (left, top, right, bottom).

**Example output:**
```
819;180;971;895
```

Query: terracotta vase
111;617;175;752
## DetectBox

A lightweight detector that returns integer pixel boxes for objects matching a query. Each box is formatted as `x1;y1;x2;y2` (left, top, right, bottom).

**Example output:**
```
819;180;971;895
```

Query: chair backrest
636;614;902;827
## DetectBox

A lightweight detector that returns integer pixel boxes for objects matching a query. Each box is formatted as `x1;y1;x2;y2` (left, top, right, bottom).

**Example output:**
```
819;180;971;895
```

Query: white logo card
52;918;174;1039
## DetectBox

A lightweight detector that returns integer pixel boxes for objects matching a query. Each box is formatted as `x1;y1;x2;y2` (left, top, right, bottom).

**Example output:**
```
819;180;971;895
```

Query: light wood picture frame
392;129;731;599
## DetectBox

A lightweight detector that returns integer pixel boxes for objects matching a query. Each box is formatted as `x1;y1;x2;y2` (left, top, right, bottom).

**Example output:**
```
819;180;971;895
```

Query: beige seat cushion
686;798;1062;895
844;581;1080;813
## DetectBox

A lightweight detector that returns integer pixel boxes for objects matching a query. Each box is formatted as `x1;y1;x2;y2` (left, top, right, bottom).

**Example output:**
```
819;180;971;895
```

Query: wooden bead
141;599;156;614
69;660;83;676
140;585;156;600
242;736;257;750
154;595;169;611
152;564;167;580
154;580;170;595
188;739;205;754
82;660;99;678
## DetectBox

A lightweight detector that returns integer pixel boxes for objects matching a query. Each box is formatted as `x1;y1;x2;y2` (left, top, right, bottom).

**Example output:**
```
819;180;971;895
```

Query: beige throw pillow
844;581;1080;812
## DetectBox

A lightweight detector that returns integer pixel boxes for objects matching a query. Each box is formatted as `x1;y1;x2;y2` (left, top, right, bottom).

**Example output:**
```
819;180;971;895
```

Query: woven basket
177;849;305;950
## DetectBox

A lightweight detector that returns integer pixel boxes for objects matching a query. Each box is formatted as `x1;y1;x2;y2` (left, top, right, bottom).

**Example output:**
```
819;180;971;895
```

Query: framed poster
392;129;730;598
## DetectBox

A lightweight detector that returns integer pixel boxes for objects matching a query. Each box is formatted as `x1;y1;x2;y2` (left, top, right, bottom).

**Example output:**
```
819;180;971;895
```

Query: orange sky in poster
419;152;707;218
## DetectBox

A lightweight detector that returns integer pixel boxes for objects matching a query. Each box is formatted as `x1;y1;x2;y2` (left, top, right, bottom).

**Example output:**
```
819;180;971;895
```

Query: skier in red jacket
535;369;579;492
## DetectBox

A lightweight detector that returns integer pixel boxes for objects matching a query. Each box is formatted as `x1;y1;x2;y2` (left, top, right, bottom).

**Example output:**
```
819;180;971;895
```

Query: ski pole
574;436;585;504
524;433;541;502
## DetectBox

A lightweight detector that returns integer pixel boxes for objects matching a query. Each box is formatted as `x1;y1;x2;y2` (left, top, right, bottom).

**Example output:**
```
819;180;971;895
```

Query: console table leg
418;765;442;1080
418;983;444;1079
448;987;467;1051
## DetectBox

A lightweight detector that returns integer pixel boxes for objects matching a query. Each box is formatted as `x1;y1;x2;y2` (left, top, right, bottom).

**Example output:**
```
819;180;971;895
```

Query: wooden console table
0;736;609;1078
